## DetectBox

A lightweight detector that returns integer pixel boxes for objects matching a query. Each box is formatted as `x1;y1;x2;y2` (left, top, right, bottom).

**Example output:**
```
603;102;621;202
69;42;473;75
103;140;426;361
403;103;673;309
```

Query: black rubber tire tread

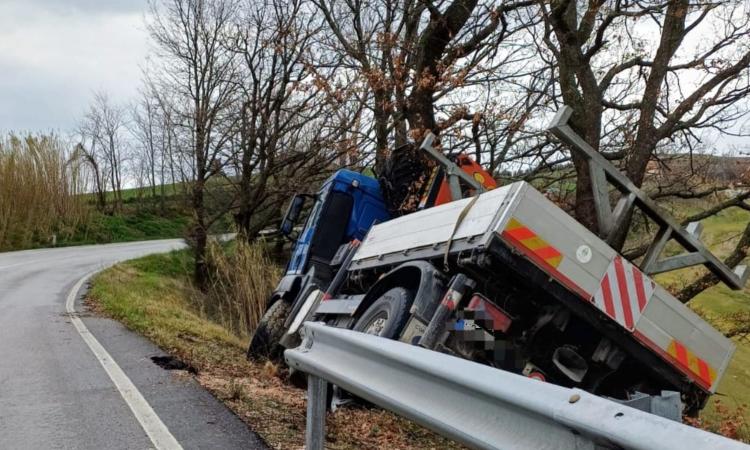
353;287;415;339
247;299;292;360
379;144;430;217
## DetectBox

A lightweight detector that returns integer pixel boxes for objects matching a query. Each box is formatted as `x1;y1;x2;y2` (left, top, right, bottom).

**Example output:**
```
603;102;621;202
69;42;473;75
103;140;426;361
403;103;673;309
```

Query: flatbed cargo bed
350;181;734;394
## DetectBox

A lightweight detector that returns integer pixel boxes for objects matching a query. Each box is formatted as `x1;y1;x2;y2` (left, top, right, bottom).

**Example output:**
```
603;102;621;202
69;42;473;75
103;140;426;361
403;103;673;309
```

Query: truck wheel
353;287;414;339
379;144;429;216
247;299;291;360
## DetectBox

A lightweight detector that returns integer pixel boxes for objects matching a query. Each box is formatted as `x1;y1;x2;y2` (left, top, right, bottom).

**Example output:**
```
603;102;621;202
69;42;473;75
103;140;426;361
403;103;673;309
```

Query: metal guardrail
285;322;749;450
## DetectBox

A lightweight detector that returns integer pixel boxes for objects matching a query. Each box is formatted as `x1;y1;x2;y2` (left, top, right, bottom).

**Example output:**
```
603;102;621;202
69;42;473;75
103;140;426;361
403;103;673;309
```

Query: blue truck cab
271;169;390;307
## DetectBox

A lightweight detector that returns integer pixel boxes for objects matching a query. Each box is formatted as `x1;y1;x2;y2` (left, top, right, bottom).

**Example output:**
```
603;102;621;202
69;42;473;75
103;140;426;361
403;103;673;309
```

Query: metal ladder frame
418;132;487;201
547;105;748;289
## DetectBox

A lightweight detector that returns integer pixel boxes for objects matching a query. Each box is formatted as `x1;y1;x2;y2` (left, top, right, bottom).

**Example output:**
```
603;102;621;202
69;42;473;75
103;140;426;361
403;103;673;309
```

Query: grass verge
653;206;750;440
86;250;462;450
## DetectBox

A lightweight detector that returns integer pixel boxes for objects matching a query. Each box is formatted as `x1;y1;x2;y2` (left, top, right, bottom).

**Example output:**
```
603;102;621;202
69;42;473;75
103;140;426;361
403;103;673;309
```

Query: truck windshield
301;185;329;236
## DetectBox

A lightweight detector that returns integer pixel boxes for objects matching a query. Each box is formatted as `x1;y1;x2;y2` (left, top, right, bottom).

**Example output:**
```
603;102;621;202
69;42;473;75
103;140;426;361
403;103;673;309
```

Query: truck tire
247;299;291;360
353;287;414;338
379;144;429;217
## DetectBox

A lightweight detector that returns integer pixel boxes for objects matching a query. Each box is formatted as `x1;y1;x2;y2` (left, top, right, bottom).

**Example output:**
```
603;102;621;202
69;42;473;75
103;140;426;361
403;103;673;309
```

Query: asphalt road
0;240;267;450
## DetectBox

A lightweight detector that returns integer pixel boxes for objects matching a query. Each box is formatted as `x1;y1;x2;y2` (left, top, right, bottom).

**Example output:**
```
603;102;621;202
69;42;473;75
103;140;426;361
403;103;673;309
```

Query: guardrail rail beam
286;322;749;450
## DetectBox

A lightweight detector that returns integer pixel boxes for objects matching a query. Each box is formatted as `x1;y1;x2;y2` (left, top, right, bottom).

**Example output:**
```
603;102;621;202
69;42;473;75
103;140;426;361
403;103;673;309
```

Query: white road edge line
66;270;183;450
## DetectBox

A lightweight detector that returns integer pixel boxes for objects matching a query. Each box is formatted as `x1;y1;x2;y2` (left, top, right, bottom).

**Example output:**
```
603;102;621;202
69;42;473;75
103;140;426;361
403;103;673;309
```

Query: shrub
0;134;87;250
204;240;282;338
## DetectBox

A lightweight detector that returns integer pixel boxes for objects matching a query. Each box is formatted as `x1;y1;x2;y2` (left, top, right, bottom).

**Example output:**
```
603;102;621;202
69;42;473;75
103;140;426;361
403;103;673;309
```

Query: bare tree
227;0;360;240
314;0;536;169
77;92;130;213
132;88;160;200
537;0;750;246
148;0;241;287
72;140;107;212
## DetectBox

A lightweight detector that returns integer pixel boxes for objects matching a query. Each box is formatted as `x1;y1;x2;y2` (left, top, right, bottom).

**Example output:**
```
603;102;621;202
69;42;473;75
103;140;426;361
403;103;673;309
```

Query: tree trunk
566;105;603;235
236;103;253;238
373;88;391;172
193;115;210;289
192;176;209;289
406;0;479;136
548;0;606;237
91;159;106;212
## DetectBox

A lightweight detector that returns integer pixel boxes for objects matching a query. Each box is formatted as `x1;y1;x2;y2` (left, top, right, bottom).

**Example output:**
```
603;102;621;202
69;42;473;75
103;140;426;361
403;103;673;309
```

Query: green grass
89;177;236;203
117;183;183;202
88;251;246;368
80;182;186;203
60;211;190;247
649;202;750;436
55;181;233;250
0;210;193;252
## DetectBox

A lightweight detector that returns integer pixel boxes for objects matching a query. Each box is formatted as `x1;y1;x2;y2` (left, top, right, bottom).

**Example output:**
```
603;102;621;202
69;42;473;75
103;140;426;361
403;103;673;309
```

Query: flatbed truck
249;107;744;417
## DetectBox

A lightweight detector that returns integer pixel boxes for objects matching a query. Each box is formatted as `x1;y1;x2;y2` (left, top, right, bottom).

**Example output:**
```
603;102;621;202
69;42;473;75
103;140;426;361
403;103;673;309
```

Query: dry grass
87;249;462;449
0;133;88;250
204;240;283;338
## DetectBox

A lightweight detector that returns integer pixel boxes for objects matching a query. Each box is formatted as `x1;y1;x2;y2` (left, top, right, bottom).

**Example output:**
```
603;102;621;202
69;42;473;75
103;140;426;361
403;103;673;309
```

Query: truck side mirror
280;194;307;237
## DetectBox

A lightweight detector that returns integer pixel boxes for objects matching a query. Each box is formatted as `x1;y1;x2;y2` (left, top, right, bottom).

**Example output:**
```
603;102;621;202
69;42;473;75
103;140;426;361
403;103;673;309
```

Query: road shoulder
73;272;269;450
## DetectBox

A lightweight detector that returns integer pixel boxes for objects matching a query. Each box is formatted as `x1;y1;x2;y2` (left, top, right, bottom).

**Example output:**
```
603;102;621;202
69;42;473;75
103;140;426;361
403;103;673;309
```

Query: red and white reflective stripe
591;256;655;331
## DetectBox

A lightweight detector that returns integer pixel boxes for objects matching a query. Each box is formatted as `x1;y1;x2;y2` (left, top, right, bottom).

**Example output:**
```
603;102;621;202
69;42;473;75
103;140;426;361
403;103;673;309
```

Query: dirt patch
196;360;463;450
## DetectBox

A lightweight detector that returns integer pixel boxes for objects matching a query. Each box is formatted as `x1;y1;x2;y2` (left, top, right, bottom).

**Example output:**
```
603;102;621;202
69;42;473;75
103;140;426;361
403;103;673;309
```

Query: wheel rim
363;312;388;336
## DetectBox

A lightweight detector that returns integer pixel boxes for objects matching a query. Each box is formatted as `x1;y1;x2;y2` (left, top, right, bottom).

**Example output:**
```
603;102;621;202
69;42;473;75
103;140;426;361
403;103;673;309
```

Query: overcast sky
0;0;149;133
0;1;746;153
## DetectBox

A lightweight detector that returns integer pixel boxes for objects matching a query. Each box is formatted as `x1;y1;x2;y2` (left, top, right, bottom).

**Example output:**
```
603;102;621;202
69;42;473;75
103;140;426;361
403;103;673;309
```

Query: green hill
652;201;750;437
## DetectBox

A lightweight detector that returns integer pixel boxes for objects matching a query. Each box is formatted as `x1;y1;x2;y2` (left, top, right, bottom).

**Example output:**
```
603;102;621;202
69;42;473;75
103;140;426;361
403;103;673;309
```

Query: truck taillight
528;371;546;382
466;294;512;333
522;363;547;382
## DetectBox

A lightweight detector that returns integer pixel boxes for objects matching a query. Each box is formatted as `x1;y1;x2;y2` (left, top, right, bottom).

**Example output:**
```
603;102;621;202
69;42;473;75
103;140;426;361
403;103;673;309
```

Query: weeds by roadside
204;240;282;338
0;134;88;250
685;399;749;441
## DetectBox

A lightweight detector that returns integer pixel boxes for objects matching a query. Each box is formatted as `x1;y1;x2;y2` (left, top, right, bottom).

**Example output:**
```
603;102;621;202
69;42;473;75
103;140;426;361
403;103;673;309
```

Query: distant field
56;181;234;249
62;211;191;246
79;182;185;203
114;183;184;201
652;201;750;437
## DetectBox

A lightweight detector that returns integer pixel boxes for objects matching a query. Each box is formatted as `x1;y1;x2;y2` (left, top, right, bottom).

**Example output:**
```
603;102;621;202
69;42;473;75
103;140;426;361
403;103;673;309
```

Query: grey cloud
0;1;148;132
5;0;146;15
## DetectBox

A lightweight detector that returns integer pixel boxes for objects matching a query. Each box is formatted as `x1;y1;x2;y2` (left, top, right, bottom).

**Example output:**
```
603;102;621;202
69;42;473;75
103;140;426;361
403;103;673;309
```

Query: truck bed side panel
494;184;616;299
353;183;519;262
635;286;734;392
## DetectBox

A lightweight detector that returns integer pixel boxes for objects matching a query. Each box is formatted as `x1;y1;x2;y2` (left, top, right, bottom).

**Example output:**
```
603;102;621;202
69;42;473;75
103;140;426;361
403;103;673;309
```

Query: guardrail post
305;374;327;450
